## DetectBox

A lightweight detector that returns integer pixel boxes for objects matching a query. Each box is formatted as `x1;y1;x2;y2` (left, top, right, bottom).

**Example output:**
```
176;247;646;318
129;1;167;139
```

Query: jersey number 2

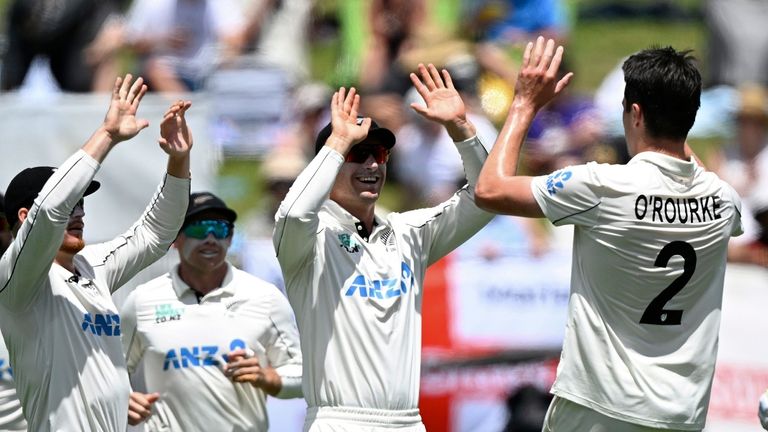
640;241;697;325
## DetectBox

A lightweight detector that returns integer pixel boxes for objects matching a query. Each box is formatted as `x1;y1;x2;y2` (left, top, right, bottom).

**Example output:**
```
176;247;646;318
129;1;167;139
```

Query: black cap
314;117;396;154
183;192;237;227
4;166;100;229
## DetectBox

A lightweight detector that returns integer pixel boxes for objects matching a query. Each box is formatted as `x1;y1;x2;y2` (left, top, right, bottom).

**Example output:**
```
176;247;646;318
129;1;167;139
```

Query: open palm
409;64;467;125
103;75;149;142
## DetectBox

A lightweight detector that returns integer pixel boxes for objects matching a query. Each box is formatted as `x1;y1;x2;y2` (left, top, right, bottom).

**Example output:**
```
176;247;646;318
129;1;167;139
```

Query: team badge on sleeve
546;169;573;196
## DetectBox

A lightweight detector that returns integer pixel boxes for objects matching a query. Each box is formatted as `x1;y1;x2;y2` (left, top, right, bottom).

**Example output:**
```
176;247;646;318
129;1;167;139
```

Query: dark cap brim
314;119;397;154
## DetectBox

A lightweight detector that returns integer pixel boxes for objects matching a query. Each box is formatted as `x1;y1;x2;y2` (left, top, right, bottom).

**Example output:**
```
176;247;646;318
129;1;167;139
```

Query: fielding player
475;37;743;431
274;64;494;431
0;198;24;431
121;191;302;431
0;75;192;431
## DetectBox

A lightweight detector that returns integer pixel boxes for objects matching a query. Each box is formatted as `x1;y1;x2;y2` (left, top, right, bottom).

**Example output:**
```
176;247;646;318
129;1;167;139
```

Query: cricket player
274;64;494;431
475;37;743;431
0;197;25;431
0;75;192;431
121;191;302;431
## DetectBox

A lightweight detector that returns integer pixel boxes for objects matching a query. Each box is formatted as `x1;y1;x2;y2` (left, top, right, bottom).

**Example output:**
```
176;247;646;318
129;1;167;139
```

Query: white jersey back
121;264;302;432
531;152;743;429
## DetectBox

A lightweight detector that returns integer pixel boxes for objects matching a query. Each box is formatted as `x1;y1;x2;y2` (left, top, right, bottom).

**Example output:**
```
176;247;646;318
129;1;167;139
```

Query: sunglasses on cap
345;145;390;164
182;220;233;239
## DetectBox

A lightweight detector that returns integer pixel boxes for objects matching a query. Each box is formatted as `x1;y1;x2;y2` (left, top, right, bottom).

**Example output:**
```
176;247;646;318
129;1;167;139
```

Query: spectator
705;0;768;87
236;0;312;86
123;0;245;92
713;84;768;266
1;0;126;92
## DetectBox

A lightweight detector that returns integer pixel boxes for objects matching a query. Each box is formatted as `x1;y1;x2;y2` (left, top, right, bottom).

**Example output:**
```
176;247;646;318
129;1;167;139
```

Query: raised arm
273;88;369;270
86;100;192;291
0;75;152;310
475;37;573;217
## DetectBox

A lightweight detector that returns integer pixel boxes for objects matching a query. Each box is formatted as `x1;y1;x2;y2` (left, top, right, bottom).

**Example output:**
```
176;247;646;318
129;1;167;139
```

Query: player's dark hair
622;46;701;141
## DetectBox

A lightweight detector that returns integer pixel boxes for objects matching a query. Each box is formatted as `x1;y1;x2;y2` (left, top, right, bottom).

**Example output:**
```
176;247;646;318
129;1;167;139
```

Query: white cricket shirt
0;150;189;432
0;328;25;431
530;151;743;429
121;263;302;432
274;138;493;423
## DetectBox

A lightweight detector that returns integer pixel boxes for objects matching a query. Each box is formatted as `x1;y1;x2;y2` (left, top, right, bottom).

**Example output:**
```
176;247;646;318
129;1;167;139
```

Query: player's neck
178;263;228;296
639;137;687;161
54;252;77;274
344;203;376;233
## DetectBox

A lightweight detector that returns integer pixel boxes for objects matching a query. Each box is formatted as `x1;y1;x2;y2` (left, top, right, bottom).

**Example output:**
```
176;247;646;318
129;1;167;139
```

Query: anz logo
81;313;121;336
163;338;246;370
344;262;414;299
545;169;573;196
0;359;13;381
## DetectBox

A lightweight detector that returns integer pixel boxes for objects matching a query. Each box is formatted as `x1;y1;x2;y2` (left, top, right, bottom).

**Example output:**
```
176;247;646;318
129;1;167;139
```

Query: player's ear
631;103;643;128
17;208;28;225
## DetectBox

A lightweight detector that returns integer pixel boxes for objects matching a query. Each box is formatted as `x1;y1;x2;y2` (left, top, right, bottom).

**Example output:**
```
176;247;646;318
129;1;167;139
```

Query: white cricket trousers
304;406;426;432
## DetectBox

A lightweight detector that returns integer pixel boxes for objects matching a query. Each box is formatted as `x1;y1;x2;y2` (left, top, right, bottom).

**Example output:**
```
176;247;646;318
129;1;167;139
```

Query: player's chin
60;238;86;254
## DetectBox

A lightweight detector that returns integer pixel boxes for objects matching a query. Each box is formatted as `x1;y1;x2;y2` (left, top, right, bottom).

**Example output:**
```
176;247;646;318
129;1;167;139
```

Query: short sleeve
531;163;602;227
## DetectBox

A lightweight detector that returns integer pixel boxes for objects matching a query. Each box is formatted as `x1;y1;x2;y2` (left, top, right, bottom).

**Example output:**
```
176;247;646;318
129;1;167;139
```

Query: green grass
568;20;706;93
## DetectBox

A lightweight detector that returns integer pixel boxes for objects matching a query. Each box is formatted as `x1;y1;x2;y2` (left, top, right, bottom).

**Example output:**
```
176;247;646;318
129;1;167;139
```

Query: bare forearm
479;103;536;186
81;126;120;163
444;117;477;142
166;155;190;179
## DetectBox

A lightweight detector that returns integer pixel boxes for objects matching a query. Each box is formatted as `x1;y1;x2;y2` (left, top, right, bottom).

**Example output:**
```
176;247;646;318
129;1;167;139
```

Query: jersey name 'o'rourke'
634;194;722;224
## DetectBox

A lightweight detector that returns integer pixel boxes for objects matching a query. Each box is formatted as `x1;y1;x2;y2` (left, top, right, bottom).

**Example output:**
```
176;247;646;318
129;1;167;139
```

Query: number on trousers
640;241;697;325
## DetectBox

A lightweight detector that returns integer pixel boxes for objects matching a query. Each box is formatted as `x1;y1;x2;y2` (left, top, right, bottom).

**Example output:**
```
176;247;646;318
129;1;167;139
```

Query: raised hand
103;74;149;143
328;87;371;153
513;36;573;112
409;64;466;124
158;100;193;158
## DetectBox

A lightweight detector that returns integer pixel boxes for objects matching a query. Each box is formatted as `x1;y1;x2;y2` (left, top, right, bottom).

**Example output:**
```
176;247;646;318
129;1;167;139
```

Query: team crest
546;169;573;196
339;233;361;253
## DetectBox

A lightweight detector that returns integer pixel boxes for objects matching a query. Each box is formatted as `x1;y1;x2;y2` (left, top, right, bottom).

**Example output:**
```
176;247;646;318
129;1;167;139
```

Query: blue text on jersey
344;262;415;299
81;313;121;336
163;338;246;370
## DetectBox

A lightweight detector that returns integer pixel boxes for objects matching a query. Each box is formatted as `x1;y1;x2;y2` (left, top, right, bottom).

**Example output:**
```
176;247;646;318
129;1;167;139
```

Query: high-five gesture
326;87;371;155
409;63;476;140
159;100;193;179
513;36;573;112
159;100;193;158
103;74;149;143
